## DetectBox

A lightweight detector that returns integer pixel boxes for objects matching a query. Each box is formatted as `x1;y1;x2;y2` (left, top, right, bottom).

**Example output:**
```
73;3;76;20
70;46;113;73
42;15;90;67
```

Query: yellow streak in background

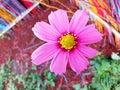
75;0;120;39
0;0;41;37
37;0;74;14
76;0;120;48
0;8;15;23
0;0;74;37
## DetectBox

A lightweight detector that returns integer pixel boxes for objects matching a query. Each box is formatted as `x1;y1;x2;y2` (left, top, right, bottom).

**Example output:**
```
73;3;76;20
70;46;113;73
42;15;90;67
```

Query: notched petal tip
69;49;89;74
77;23;103;44
48;9;69;33
31;43;58;66
31;60;40;66
32;22;41;29
78;45;99;58
50;70;65;75
70;9;89;34
32;21;60;41
50;50;68;75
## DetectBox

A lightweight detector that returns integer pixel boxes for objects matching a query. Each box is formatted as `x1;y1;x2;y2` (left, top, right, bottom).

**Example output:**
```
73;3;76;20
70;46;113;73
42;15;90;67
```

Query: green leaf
73;84;88;90
31;64;37;70
111;52;120;60
73;84;81;90
115;85;120;90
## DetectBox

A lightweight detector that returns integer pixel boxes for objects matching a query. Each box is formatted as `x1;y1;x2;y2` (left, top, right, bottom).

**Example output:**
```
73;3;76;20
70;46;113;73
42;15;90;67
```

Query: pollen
59;33;77;50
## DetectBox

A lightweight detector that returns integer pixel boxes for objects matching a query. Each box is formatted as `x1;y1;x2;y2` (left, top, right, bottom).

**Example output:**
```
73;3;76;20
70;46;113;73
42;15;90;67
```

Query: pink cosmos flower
31;9;102;75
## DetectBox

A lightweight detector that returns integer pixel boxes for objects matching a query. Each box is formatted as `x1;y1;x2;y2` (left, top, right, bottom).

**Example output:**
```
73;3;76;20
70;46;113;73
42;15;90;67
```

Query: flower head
31;9;102;75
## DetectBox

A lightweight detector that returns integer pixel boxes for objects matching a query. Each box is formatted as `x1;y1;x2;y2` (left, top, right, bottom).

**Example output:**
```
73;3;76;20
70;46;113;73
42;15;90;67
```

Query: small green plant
0;60;13;90
89;54;120;90
73;53;120;90
1;53;120;90
0;60;56;90
44;67;56;87
73;84;88;90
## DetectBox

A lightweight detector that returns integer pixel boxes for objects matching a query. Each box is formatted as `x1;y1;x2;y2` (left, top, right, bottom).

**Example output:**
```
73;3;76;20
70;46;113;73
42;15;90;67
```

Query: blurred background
0;0;120;90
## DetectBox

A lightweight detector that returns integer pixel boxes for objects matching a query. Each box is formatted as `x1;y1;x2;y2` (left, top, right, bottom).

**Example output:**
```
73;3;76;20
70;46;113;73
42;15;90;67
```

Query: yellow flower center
59;33;77;50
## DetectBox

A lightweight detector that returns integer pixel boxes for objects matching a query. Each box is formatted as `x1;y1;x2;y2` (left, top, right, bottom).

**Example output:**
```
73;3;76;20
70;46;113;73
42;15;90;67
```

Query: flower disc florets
59;33;77;50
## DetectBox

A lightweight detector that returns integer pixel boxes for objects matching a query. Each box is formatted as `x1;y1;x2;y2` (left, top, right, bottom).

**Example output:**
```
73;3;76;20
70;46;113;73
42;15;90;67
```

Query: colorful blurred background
0;0;120;90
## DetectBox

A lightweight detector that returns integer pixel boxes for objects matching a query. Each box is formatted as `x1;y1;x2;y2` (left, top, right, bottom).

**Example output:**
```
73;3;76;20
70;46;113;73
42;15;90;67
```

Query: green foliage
111;52;120;61
89;54;120;90
0;60;56;90
8;80;18;90
0;60;13;90
15;72;47;90
73;84;81;90
73;54;120;90
73;84;88;90
44;68;56;87
1;53;120;90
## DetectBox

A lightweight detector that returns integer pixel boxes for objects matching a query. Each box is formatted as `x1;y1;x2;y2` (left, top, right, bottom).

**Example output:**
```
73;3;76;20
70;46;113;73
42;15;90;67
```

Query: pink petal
31;43;58;65
48;9;69;34
32;21;60;42
69;49;89;73
50;50;68;75
70;10;89;34
78;24;102;44
78;45;98;58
